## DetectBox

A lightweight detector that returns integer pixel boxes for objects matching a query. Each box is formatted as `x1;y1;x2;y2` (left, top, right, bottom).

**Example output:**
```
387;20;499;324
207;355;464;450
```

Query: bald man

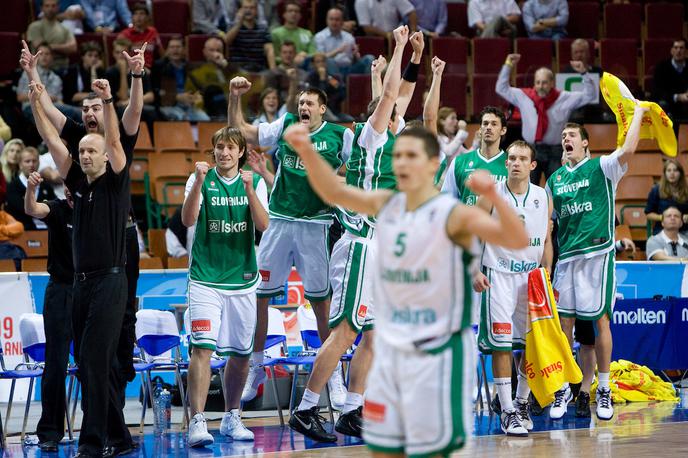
562;39;607;124
496;53;597;184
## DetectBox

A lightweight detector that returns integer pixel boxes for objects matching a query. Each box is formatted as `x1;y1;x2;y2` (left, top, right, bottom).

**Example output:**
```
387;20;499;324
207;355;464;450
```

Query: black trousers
531;144;564;185
36;279;72;443
73;272;130;454
118;226;140;384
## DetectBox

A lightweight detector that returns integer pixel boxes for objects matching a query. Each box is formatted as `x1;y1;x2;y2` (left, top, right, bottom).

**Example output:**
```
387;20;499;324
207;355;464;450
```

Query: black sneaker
575;391;591;418
491;396;502;414
335;406;362;437
39;440;59;452
289;406;338;442
529;392;544;416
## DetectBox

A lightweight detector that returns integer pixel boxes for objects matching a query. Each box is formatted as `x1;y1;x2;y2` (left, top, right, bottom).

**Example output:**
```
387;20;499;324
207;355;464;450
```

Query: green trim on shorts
329;242;368;333
366;443;405;454
477;268;508;353
190;342;217;352
574;252;615;321
362;323;375;332
305;290;331;302
219;350;251;358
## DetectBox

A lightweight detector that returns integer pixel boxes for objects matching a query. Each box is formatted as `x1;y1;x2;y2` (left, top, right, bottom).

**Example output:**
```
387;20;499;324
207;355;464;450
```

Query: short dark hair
281;40;296;50
132;2;149;15
35;41;51;52
83;93;101;104
211;127;248;169
397;126;441;158
299;88;328;107
563;122;589;143
284;0;301;11
167;34;184;46
80;40;103;56
674;38;688;47
366;97;397;122
507;140;536;161
479;106;507;129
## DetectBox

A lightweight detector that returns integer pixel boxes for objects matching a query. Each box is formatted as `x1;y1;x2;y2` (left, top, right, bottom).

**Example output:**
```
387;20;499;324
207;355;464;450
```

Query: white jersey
482;181;549;273
374;192;477;351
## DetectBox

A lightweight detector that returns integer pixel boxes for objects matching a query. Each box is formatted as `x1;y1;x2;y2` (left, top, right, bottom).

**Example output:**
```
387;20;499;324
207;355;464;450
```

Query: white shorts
363;329;474;456
256;219;331;301
329;231;375;333
188;282;257;356
553;251;616;321
478;268;528;352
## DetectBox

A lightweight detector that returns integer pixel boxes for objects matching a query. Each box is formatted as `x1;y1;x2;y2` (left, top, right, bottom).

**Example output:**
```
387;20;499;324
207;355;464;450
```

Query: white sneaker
327;362;347;411
549;387;573;420
220;411;255;441
500;410;528;437
515;399;533;431
595;387;614;421
241;364;267;402
188;413;214;447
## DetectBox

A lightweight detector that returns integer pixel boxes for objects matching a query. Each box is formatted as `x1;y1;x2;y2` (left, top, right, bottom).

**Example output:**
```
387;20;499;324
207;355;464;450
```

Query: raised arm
241;170;269;232
423;57;445;135
92;79;126;173
121;42;147;136
20;40;67;133
228;77;259;144
397;32;424;119
246;149;274;188
182;163;207;227
617;104;650;167
284;124;393;215
495;54;522;106
370;55;386;100
29;82;72;178
24;172;51;219
370;26;408;133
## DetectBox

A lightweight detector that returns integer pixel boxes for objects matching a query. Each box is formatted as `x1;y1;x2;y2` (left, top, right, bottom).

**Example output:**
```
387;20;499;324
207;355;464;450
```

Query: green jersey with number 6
188;168;263;291
440;149;507;206
261;113;353;223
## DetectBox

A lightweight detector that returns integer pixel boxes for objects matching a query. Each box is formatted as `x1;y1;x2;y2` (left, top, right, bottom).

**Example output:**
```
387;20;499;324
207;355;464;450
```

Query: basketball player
182;127;269;447
228;76;354;407
288;25;411;443
284;123;528;457
473;140;553;436
546;103;648;421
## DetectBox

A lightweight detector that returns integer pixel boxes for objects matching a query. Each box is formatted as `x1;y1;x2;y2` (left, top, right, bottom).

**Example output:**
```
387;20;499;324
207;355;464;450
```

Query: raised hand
28;81;45;104
392;25;409;48
431;56;446;77
19;40;41;73
91;79;112;100
371;55;387;75
123;42;146;74
409;31;425;55
506;53;521;66
569;60;586;74
283;124;311;154
240;169;254;190
26;171;43;190
465;169;496;197
229;76;252;96
246;149;268;176
195;161;210;179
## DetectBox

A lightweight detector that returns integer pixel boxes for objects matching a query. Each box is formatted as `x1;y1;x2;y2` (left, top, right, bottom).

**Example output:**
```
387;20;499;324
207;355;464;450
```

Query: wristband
130;70;145;78
402;62;420;82
504;58;513;67
103;97;114;104
615;240;624;252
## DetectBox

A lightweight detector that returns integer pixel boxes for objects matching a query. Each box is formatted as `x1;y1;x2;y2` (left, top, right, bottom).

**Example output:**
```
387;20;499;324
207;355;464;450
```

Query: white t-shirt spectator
355;0;416;33
467;0;521;28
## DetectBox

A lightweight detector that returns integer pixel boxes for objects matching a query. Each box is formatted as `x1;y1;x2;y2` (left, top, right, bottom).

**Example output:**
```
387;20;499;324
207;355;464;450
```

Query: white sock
297;388;320;411
598;372;610;390
343;392;363;414
495;377;514;412
251;351;264;365
515;374;531;403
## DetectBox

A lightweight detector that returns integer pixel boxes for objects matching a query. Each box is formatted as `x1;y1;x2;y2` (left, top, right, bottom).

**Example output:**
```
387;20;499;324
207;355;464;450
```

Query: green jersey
187;168;267;291
259;113;353;223
546;153;625;262
440;149;507;206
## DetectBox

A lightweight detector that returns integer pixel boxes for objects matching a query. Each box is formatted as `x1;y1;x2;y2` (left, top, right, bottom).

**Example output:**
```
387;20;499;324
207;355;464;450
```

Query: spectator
467;0;520;38
62;41;106;106
117;2;162;69
522;0;568;40
436;106;470;164
80;0;132;33
355;0;417;38
314;7;374;77
253;87;287;125
562;38;609;123
645;158;688;235
646;207;688;261
186;36;242;119
496;54;595;183
1;140;24;184
226;0;270;29
27;0;78;71
271;0;316;66
0;116;11;143
409;0;447;37
105;39;157;123
316;0;359;34
34;0;86;35
225;0;276;72
5;147;57;231
306;53;352;122
265;41;308;102
652;38;688;122
0;208;24;269
192;0;229;35
152;36;210;121
17;43;81;121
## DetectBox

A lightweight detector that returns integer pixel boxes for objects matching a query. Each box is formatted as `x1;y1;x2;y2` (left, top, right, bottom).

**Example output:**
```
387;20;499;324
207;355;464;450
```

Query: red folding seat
604;3;641;40
153;0;190;35
187;34;211;63
431;37;468;74
600;39;638;77
514;39;554;76
0;33;22;81
446;3;471;37
0;0;30;33
346;74;372;120
440;73;467;118
471;74;509;118
643;39;674;76
646;3;684;39
472;38;511;74
567;2;600;39
355;36;386;58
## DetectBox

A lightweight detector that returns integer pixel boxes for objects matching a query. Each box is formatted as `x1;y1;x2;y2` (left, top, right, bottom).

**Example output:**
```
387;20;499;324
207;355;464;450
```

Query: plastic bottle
161;388;172;430
153;380;165;436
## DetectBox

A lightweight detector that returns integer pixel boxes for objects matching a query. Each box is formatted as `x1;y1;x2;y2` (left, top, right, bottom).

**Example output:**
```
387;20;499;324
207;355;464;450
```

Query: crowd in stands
1;0;688;266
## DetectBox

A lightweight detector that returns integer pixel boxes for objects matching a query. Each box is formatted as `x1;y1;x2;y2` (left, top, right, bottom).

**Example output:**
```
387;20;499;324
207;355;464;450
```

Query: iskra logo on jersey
208;219;248;233
283;154;305;170
559;201;593;218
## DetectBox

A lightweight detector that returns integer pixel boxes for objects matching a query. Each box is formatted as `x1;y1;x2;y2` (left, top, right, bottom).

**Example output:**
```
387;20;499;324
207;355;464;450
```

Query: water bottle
153;381;165;436
161;389;172;430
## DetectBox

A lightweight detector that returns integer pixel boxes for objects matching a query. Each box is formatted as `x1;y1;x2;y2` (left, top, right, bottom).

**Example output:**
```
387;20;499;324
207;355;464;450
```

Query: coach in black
24;171;74;452
31;77;132;457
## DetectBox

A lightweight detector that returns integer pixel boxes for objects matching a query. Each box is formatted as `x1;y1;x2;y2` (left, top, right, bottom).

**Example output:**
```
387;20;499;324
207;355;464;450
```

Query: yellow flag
599;72;677;157
524;268;582;406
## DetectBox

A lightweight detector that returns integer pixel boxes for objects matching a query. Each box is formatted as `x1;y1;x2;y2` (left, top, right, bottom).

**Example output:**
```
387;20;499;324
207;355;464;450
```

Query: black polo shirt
60;117;139;161
64;152;132;273
43;199;74;283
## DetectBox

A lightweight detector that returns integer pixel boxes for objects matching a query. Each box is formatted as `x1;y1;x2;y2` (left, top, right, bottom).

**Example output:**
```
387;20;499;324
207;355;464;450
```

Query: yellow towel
591;359;679;403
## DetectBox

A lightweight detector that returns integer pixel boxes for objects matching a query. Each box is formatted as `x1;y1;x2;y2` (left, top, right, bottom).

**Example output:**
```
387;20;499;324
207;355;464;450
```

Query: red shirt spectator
117;3;161;68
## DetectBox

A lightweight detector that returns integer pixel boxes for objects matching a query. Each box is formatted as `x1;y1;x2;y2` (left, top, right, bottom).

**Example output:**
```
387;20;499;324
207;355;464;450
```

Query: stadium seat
0;33;22;81
189;150;214;167
0;259;16;272
585;124;618;153
514;39;554;76
616;175;654;203
646;3;684;39
139;257;164;269
471;74;508;118
556;38;596;73
0;0;30;33
440;74;468;118
617;204;649;242
147;228;167;260
345;74;372;120
13;231;48;258
431;37;468;74
643;38;674;77
186;34;210;62
197;122;227;152
153;121;197;152
403;74;427;119
20;258;47;272
152;0;190;35
567;2;599;39
130;157;148;195
604;3;641;40
472;38;511;74
134;122;155;154
354;36;386;59
625;152;664;178
600;39;638;78
104;33;118;66
678;125;688;154
446;2;470;37
167;256;189;269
